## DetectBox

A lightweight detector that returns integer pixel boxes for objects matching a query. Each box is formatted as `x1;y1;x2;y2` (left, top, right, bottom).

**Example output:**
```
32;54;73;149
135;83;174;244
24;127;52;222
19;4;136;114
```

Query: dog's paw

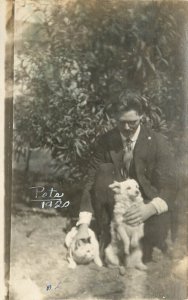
119;266;126;276
135;263;147;271
124;247;130;255
68;260;77;269
94;257;103;267
130;238;139;248
105;246;120;266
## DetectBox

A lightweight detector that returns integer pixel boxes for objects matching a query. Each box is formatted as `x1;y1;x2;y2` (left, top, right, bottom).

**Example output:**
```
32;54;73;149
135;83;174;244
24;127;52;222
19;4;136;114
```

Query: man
75;92;176;262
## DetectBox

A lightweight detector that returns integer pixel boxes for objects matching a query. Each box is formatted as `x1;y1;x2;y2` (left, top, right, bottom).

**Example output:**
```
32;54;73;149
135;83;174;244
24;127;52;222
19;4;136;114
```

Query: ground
9;206;187;300
8;150;188;300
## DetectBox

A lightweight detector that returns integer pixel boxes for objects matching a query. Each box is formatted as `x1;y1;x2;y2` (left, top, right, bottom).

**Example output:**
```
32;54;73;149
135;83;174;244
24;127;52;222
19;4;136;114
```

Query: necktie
122;138;133;178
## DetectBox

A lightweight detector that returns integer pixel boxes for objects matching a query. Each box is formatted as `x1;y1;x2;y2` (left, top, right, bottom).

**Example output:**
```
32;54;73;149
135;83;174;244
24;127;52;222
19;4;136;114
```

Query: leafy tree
14;0;187;183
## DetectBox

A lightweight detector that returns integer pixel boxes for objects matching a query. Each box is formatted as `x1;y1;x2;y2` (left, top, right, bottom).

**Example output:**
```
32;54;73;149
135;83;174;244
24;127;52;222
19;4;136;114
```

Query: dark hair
113;90;143;116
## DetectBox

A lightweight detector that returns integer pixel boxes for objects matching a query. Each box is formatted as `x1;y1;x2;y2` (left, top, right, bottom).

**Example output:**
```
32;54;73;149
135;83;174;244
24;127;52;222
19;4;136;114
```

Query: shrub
14;0;187;183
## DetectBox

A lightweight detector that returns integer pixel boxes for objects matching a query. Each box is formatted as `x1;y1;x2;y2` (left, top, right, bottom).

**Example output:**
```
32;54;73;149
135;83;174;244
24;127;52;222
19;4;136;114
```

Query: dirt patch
8;209;187;300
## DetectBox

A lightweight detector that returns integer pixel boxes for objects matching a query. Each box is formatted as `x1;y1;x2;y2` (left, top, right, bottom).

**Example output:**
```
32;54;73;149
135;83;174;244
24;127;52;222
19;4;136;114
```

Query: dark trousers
91;163;170;261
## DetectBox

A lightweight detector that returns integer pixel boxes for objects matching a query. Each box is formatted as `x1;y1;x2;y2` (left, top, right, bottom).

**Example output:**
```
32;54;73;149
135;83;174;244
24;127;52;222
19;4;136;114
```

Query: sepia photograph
5;0;188;299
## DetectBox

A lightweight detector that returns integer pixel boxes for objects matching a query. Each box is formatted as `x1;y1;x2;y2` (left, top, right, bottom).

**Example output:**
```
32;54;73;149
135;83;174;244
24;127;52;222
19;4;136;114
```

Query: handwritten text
29;186;70;209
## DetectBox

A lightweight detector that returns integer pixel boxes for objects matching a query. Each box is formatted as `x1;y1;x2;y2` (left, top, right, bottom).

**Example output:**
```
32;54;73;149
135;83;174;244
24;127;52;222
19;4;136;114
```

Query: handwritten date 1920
39;199;70;209
29;186;70;209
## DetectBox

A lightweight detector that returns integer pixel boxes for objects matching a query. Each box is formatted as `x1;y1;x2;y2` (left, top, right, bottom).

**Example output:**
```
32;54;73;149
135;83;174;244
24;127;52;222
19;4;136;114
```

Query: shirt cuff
76;212;92;226
151;197;168;215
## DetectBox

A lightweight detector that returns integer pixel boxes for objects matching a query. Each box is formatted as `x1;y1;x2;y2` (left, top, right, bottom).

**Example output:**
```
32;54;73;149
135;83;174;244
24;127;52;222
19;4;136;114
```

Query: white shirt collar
120;124;141;143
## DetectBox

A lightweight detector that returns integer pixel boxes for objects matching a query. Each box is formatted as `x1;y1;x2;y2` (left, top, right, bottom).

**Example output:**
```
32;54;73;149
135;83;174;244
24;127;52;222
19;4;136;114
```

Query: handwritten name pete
30;186;64;199
29;186;70;208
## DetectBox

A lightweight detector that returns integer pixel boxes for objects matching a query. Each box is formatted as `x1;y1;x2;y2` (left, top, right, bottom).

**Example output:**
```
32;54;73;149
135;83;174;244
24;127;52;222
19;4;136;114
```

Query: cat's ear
75;239;84;249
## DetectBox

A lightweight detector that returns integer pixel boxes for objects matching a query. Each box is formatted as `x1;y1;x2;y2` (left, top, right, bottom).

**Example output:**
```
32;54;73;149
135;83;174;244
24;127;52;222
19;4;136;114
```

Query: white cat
65;226;102;269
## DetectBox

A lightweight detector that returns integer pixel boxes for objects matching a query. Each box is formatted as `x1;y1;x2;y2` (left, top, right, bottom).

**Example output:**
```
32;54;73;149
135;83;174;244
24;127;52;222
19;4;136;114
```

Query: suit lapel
134;127;157;198
133;125;150;161
109;126;152;181
109;129;124;180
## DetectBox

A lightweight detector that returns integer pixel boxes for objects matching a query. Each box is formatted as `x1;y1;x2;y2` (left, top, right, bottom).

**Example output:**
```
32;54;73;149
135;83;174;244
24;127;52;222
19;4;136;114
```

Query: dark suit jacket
80;125;176;214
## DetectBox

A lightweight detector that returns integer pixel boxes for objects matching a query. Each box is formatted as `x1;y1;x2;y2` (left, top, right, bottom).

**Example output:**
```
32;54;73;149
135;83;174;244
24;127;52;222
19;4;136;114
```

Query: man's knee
144;213;170;247
95;163;117;190
90;164;117;239
92;163;117;209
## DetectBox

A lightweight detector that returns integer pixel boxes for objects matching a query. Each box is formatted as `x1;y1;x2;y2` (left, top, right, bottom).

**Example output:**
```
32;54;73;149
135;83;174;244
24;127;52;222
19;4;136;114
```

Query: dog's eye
127;187;131;190
80;238;90;243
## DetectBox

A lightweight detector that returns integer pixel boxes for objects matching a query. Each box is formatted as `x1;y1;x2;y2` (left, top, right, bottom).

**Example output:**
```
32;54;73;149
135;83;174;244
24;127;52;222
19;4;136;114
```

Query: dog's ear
109;181;119;188
109;181;121;193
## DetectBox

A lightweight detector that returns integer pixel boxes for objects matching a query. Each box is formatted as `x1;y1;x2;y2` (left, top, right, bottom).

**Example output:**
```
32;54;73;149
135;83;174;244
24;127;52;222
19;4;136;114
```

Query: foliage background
10;5;188;297
14;0;188;186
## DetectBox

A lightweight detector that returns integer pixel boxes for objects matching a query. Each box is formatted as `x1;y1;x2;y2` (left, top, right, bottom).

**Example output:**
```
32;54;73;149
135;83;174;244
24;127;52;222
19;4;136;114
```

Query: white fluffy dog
65;226;102;269
105;179;147;271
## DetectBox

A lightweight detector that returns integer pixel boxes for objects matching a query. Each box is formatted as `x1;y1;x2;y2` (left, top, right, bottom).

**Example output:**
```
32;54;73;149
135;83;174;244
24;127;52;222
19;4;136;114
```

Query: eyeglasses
118;119;140;127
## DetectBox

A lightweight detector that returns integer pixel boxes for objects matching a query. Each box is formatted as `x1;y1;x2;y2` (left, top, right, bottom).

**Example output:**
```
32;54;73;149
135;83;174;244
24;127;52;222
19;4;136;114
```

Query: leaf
145;56;156;73
136;56;142;71
161;58;169;66
69;81;77;90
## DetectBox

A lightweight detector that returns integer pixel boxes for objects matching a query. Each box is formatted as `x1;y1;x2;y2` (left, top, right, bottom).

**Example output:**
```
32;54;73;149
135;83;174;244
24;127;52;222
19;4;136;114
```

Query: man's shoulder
97;127;121;149
141;125;170;151
141;125;167;140
102;127;119;138
97;125;166;144
98;127;120;141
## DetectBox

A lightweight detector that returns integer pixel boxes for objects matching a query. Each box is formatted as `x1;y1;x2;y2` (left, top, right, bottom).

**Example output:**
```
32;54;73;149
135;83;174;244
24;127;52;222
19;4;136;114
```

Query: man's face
116;110;142;137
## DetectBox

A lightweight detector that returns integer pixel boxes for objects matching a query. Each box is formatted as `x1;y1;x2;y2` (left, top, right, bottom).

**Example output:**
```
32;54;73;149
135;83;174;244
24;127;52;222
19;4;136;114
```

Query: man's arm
153;133;176;210
76;136;108;235
125;133;176;225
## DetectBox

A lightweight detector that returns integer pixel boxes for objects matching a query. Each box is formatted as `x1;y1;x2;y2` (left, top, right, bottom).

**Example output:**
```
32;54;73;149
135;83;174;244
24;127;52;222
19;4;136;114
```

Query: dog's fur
105;179;147;271
65;226;102;269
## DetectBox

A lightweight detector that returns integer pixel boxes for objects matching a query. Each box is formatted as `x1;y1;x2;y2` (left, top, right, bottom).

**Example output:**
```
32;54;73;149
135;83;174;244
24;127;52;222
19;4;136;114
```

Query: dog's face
72;239;94;264
109;179;141;201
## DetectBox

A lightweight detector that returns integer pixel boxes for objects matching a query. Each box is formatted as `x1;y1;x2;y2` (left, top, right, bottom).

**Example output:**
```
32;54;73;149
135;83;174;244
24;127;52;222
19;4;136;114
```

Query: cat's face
72;240;94;264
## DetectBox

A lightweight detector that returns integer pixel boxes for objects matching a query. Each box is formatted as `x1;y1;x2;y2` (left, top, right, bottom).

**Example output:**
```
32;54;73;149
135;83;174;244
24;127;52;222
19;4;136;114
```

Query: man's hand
75;223;90;240
124;203;157;226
